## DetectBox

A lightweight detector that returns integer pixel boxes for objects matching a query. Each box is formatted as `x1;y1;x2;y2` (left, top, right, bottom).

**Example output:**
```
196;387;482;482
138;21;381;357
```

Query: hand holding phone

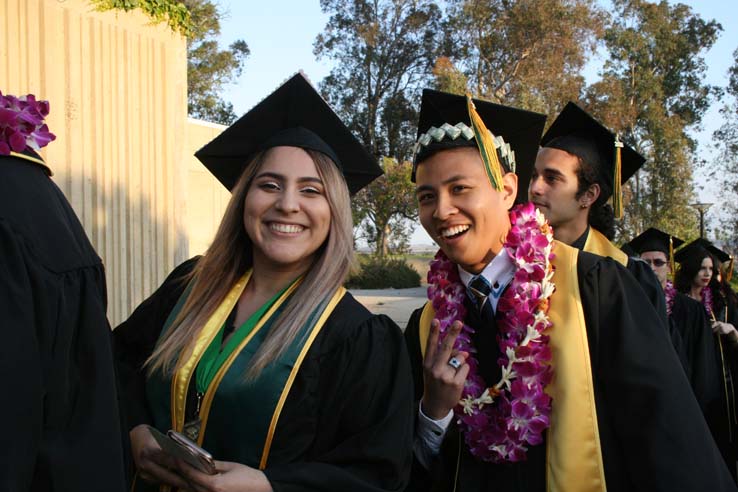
147;426;217;475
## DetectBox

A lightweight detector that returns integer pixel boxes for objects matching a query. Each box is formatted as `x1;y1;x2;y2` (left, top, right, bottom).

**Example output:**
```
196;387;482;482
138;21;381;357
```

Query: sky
216;0;738;246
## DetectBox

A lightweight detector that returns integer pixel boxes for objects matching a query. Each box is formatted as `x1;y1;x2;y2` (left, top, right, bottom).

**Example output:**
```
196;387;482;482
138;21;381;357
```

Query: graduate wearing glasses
626;228;718;413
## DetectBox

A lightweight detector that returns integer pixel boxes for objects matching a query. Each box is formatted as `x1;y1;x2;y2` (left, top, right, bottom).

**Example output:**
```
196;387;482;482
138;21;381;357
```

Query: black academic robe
404;249;736;492
706;291;738;480
113;258;414;492
574;227;686;364
0;156;128;492
671;292;721;413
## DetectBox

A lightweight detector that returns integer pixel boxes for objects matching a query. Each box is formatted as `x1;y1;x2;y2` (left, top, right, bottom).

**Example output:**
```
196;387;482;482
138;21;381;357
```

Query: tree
185;0;250;124
712;48;738;252
315;0;441;256
441;0;604;120
585;0;722;241
315;0;442;162
353;158;418;257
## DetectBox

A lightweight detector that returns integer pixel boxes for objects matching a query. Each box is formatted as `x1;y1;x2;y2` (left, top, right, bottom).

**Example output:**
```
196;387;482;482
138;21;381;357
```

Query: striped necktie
468;274;495;321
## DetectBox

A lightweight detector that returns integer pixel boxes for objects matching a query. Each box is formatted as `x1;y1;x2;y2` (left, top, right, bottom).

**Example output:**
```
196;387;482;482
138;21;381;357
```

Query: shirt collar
458;249;516;313
571;225;590;251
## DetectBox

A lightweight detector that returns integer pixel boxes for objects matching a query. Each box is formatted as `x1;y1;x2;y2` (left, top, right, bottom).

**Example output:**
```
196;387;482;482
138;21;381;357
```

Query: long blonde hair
146;147;354;379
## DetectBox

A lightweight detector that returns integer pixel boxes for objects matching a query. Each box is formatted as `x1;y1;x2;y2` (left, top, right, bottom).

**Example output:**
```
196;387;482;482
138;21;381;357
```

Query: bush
346;256;421;289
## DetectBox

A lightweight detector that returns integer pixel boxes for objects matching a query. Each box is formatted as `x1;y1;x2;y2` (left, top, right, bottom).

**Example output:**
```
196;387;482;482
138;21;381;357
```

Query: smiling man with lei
403;89;736;492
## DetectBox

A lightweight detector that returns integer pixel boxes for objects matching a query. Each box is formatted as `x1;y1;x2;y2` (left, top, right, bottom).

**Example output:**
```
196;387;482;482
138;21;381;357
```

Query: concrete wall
1;0;188;325
185;118;229;257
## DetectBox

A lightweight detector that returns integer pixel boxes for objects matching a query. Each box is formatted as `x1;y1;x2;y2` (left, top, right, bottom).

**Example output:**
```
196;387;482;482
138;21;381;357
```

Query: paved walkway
348;287;427;330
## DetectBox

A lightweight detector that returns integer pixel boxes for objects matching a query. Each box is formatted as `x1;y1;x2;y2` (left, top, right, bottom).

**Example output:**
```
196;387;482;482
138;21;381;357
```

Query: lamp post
690;202;713;238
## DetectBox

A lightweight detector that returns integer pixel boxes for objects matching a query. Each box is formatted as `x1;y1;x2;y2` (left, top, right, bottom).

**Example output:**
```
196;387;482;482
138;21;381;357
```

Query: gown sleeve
626;257;688;367
675;294;721;413
263;312;415;492
579;255;736;491
113;257;200;430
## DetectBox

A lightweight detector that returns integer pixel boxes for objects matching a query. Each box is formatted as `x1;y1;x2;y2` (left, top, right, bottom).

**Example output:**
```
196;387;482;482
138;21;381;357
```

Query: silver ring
448;357;462;370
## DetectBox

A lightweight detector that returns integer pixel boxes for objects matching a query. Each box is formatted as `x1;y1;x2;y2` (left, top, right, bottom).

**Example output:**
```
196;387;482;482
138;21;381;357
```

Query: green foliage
442;0;604;120
585;0;721;242
711;48;738;253
315;0;443;162
346;255;421;289
184;0;250;124
91;0;192;35
432;56;468;95
353;157;418;257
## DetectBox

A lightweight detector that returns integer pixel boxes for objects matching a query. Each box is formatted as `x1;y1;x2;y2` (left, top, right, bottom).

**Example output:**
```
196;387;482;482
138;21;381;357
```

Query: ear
579;182;601;209
502;172;518;210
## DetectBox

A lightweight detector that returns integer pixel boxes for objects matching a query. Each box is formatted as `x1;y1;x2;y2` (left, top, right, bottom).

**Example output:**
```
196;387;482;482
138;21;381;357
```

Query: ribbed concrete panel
0;0;188;325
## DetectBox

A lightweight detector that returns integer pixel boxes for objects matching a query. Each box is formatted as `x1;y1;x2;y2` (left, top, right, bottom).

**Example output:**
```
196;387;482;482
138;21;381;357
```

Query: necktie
468;274;495;322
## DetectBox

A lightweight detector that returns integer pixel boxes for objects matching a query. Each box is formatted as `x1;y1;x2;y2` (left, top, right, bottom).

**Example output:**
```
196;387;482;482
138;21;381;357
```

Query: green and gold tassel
466;94;504;191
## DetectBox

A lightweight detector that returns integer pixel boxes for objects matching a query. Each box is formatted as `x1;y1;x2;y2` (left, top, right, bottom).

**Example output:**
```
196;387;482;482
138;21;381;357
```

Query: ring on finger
448;356;462;370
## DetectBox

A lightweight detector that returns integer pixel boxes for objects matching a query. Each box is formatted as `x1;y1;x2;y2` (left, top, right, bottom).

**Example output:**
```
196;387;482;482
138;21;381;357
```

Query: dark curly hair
574;154;615;240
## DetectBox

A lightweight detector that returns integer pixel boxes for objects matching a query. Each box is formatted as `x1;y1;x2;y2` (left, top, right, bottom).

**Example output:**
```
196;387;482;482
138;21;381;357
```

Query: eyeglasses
643;258;668;267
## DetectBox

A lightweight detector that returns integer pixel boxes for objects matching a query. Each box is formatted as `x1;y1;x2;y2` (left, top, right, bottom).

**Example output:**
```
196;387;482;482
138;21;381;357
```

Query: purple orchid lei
701;286;714;318
664;280;676;316
426;202;555;463
0;91;55;155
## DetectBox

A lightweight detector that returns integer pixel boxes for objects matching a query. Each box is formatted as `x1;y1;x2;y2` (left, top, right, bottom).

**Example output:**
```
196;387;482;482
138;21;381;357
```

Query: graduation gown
0;156;127;492
670;292;721;413
573;227;686;363
706;292;738;480
404;248;735;492
114;258;414;492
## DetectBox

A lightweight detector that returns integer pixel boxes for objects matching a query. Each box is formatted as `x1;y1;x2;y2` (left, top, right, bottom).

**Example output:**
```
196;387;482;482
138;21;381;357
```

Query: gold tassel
727;257;734;283
466;94;504;191
613;134;624;219
669;236;675;281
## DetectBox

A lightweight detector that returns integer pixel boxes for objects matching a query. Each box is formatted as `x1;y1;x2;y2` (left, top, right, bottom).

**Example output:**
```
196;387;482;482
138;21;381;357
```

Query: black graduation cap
540;102;645;217
412;89;546;202
195;72;381;195
675;238;731;264
627;228;684;256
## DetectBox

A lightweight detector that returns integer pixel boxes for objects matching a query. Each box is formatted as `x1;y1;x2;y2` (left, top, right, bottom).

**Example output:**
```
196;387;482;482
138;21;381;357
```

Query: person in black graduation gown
625;228;719;412
0;94;127;491
675;240;738;480
113;73;413;492
527;103;675;347
404;89;735;492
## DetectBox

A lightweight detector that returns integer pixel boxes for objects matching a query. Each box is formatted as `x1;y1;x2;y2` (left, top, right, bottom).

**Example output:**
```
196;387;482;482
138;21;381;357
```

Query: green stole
145;270;346;475
417;241;607;492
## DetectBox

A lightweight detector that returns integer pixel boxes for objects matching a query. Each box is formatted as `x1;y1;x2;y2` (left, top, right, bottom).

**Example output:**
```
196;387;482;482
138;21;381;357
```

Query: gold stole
418;241;606;491
583;228;628;267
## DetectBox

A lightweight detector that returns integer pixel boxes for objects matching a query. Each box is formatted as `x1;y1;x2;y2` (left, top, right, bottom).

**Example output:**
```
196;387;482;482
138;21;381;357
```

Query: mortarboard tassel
669;236;675;281
613;134;624;219
726;257;734;283
466;94;504;191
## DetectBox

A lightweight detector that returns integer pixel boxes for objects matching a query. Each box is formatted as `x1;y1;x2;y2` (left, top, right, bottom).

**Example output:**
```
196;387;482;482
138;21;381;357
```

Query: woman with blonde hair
114;73;413;492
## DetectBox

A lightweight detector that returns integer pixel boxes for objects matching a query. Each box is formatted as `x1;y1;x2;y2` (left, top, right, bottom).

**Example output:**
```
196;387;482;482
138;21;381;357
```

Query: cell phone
147;425;217;475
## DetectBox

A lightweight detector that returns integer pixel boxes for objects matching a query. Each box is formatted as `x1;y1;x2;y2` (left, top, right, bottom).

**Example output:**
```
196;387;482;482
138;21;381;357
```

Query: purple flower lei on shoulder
664;280;676;316
0;91;56;155
426;202;555;463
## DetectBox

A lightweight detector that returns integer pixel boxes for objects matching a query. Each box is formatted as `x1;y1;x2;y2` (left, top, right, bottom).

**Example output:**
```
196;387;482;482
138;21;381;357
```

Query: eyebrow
415;174;469;194
541;167;566;179
255;171;323;184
